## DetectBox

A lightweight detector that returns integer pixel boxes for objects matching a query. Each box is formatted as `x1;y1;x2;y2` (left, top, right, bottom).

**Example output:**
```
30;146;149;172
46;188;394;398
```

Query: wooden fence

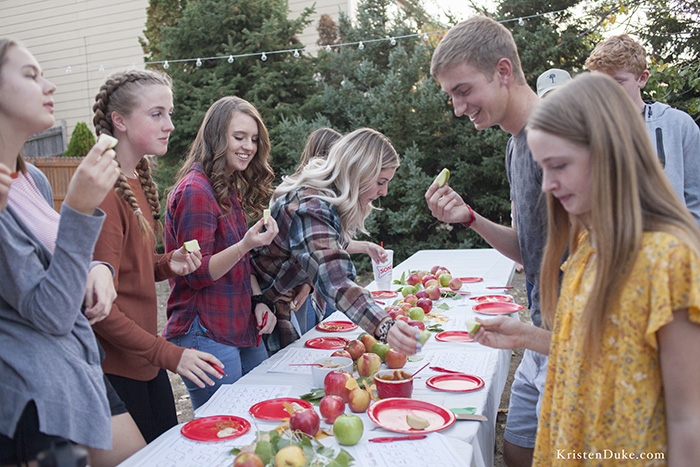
26;157;82;211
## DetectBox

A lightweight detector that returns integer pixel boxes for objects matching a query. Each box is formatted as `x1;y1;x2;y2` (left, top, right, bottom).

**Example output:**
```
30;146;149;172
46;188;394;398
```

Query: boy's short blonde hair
431;16;525;84
585;34;647;78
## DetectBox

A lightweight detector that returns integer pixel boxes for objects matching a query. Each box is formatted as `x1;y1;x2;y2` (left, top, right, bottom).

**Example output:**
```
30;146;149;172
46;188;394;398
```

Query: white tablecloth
120;249;515;467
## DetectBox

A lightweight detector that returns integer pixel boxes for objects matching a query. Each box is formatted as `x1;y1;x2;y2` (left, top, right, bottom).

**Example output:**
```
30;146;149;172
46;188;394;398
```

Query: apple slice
417;330;431;344
406;414;429;430
433;168;450;187
465;319;481;334
97;133;119;149
183;239;200;253
263;208;271;225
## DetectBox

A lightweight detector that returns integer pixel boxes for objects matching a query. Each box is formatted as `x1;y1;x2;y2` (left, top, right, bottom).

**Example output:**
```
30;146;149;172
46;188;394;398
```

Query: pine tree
63;122;95;158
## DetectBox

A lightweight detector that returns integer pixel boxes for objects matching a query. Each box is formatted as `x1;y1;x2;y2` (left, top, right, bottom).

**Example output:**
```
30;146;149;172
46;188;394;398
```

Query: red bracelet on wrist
461;204;476;229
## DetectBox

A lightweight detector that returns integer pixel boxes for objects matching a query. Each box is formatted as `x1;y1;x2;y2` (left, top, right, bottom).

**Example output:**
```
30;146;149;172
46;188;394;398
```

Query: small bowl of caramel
373;369;414;398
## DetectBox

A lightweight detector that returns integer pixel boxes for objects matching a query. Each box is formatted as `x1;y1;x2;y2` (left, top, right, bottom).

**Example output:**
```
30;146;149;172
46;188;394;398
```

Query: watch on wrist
376;319;396;344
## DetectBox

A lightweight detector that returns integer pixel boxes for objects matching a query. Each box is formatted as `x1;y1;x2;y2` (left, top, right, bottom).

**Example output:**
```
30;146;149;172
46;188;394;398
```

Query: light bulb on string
423;33;429;41
390;37;396;46
65;66;71;74
228;55;234;63
358;41;364;50
196;58;202;67
326;44;332;52
163;61;170;69
518;17;525;26
293;49;300;58
98;65;104;72
261;52;267;61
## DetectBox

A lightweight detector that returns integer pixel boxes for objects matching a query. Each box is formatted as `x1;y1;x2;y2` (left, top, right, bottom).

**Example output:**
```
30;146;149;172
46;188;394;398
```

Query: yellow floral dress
534;231;700;466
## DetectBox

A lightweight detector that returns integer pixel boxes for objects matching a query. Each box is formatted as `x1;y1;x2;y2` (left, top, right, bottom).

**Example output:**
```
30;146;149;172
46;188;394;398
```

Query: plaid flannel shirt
163;165;258;347
251;187;389;353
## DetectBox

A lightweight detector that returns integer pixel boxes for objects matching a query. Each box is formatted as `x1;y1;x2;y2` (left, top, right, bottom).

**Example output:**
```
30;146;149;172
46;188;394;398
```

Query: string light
98;65;104;72
42;9;601;73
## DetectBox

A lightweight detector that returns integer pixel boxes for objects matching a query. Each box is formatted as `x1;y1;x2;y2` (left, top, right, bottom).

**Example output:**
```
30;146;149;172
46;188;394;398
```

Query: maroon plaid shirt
163;165;257;347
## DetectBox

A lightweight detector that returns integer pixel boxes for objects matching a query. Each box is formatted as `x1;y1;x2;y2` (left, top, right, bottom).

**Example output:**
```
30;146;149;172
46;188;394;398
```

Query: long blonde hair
172;96;274;218
93;70;172;243
529;73;700;351
292;127;342;176
274;128;399;244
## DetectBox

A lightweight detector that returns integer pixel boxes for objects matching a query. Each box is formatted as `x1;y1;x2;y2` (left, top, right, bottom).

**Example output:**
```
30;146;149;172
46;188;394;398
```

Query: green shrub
63;122;95;158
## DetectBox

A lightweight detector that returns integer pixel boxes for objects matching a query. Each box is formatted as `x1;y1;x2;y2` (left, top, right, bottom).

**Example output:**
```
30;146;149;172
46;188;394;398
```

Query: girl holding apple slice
164;96;279;410
0;39;145;466
251;128;420;356
475;74;700;463
90;70;224;442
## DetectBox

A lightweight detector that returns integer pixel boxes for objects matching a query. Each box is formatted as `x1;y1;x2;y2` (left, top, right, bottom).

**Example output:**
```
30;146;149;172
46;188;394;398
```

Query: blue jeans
168;316;269;410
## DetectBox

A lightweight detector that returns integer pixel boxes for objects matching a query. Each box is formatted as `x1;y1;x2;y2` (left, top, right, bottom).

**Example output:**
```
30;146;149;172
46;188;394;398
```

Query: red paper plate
459;277;483;283
304;336;349;349
473;302;524;315
426;374;485;392
249;398;313;421
316;320;358;332
180;415;251;441
372;290;398;298
435;331;475;343
471;294;513;303
368;398;456;434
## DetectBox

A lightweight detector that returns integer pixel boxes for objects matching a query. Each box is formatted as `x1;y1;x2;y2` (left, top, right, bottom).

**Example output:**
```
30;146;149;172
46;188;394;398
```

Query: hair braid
93;70;172;243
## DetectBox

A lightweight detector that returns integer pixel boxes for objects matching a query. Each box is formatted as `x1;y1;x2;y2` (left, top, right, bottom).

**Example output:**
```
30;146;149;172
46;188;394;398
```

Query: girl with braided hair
90;70;224;442
164;96;279;409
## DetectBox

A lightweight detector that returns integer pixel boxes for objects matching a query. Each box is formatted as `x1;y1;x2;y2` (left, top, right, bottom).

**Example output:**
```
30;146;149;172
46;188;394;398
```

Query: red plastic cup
374;369;414;399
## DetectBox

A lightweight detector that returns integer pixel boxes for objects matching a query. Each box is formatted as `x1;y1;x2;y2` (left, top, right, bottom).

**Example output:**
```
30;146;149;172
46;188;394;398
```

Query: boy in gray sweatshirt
586;34;700;224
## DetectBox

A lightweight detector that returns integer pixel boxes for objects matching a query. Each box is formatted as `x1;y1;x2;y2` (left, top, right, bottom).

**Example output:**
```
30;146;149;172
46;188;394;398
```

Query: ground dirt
156;268;529;467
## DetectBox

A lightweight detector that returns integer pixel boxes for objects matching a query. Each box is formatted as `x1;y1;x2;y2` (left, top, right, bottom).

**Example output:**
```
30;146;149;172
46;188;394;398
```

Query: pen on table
256;312;268;347
189;348;226;376
375;300;385;305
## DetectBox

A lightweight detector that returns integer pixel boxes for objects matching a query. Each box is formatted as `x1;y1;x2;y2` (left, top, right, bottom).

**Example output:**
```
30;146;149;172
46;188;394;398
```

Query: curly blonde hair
172;96;274;218
93;70;172;243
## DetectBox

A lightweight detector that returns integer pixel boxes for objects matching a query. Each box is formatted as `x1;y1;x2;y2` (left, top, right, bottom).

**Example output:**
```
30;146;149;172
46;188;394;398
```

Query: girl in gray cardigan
0;39;128;465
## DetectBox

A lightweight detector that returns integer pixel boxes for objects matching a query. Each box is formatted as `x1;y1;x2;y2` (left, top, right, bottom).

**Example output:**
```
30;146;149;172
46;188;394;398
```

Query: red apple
319;395;345;424
424;279;439;289
396;315;409;323
415;290;429;300
416;298;433;314
449;277;463;290
403;294;418;306
387;308;405;320
421;274;437;287
234;452;264;467
407;320;426;330
430;265;441;275
417;270;430;279
324;370;354;402
344;340;366;361
399;302;412;313
356;352;382;377
289;407;320;438
384;348;407;369
426;285;441;300
358;332;378;352
331;349;352;359
406;272;421;286
347;388;371;413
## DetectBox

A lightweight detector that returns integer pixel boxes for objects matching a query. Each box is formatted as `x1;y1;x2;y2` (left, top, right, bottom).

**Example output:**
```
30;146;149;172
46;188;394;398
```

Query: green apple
183;239;200;253
370;343;390;362
333;414;364;446
408;307;425;321
465;319;481;334
433;168;450;187
439;273;452;287
401;285;417;297
417;330;431;344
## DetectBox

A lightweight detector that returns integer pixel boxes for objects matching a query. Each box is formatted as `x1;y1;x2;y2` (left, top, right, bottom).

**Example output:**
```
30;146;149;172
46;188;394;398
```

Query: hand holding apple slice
97;133;119;149
263;208;271;225
465;319;481;335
